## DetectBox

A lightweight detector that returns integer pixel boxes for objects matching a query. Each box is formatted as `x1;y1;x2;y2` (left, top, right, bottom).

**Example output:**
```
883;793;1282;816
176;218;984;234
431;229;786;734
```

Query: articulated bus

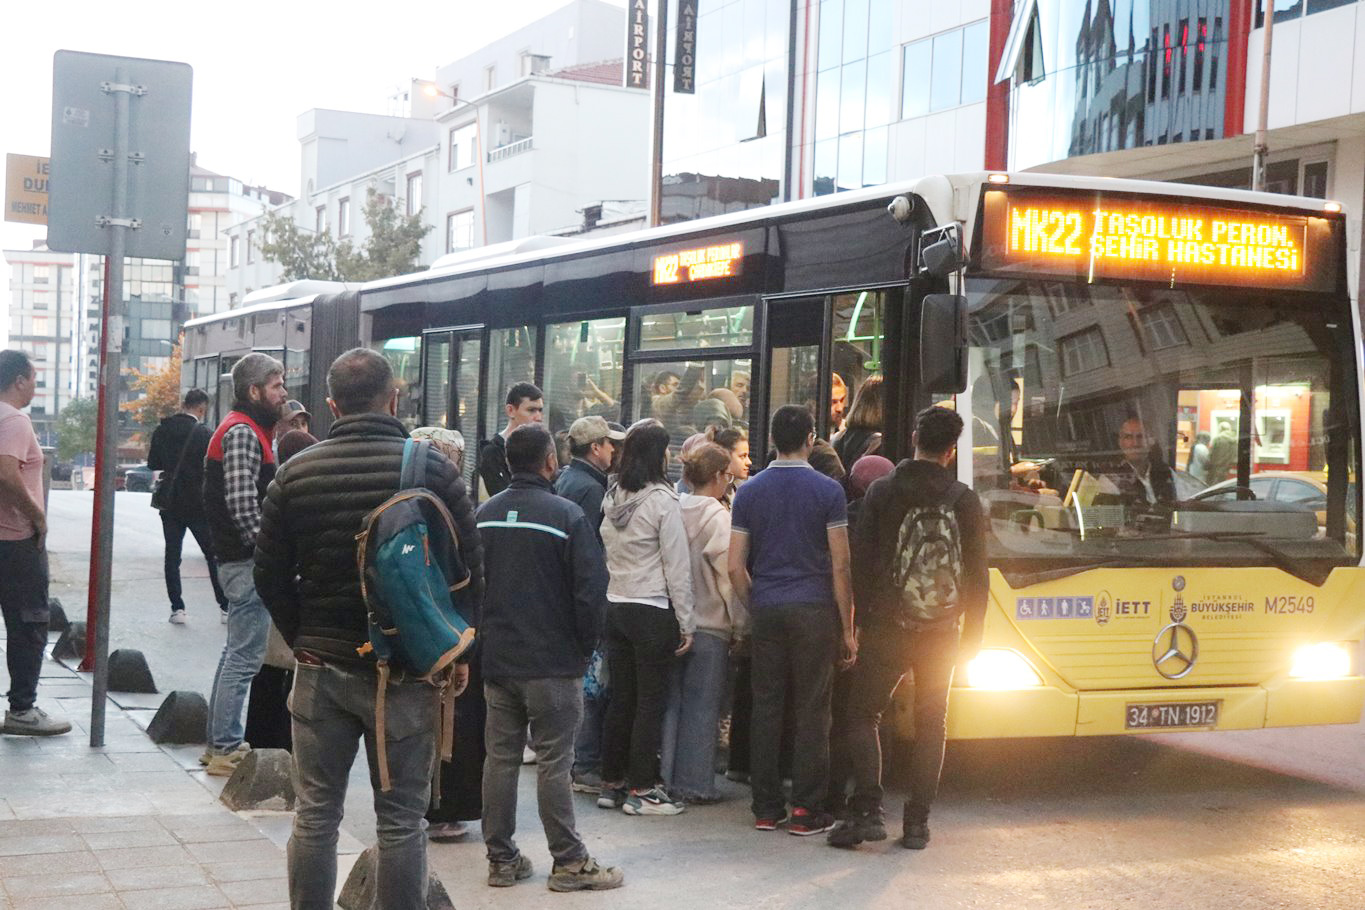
183;172;1365;737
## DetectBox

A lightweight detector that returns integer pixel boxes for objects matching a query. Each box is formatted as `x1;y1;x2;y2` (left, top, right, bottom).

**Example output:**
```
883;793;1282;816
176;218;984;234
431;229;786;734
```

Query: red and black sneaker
787;808;836;837
754;814;787;831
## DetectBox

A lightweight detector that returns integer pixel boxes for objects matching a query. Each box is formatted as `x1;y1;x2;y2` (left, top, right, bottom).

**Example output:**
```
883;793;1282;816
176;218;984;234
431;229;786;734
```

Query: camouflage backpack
890;483;968;626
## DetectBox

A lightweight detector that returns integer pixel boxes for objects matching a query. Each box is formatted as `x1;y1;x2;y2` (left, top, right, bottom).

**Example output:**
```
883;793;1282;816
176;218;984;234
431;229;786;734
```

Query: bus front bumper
946;676;1365;738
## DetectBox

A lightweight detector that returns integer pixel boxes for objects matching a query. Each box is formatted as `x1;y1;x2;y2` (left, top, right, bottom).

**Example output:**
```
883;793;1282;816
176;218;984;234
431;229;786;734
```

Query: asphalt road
37;490;1365;908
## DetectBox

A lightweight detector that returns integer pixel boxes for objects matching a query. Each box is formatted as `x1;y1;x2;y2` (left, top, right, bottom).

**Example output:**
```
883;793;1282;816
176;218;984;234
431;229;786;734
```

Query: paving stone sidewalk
0;646;297;909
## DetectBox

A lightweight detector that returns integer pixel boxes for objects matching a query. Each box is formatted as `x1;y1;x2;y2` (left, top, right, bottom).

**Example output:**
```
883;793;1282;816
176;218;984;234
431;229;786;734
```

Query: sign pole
648;0;669;227
80;255;109;680
87;65;133;747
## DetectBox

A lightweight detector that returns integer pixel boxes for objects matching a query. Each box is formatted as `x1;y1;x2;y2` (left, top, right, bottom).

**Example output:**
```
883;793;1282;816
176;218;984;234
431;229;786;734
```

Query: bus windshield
964;277;1361;577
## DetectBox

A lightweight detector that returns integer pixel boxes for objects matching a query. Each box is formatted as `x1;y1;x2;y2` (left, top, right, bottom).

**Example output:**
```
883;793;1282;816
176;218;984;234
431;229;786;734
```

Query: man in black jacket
254;347;483;910
829;405;988;852
148;388;226;623
477;382;544;499
477;425;622;892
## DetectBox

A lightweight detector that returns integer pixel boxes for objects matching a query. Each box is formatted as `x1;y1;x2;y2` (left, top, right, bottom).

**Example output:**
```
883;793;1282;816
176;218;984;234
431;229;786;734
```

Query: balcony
487;136;533;163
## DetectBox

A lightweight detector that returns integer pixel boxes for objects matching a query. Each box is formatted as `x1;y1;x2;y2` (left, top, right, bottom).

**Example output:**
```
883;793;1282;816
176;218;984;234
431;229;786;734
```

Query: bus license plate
1124;701;1219;730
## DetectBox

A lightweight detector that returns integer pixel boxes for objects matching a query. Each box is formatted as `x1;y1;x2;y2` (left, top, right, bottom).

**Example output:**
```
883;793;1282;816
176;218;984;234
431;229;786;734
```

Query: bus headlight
1289;642;1355;680
964;649;1044;689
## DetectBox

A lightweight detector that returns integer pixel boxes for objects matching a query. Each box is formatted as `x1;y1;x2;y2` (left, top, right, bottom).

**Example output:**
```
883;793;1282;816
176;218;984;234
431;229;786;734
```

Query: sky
0;0;627;256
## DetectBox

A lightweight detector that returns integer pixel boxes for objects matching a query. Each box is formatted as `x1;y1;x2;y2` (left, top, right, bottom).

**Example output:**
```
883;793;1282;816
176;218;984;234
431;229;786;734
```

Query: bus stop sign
47;50;192;260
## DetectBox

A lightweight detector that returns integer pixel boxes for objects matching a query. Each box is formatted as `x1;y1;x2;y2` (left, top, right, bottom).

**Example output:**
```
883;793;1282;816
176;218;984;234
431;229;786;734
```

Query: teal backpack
355;438;476;790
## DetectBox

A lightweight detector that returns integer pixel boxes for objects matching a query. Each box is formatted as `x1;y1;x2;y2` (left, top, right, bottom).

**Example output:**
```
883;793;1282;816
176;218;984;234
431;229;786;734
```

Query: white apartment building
225;0;649;300
2;247;84;445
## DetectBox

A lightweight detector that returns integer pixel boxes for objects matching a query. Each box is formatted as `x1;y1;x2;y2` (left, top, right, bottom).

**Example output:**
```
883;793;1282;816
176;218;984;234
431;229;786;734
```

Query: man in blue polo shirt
728;404;857;837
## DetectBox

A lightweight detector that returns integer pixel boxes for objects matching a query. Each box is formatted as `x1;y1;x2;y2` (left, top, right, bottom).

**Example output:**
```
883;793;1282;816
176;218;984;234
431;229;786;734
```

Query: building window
1161;24;1172;99
449;83;460;102
1136;305;1188;350
1303;161;1330;198
33;265;49;285
900;20;988;121
449;123;478;171
1059;327;1110;376
188;212;202;239
901;40;931;119
407;172;423;216
246;230;256;264
316;206;326;234
184;250;200;276
141;318;172;339
1177;19;1190;94
484;64;497;92
1193;18;1207;93
339;198;351;236
521;53;551;76
447;210;475;253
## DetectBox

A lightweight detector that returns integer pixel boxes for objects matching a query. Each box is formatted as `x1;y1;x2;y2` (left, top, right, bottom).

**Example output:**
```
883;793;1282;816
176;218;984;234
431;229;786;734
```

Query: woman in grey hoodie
598;420;696;816
661;443;747;803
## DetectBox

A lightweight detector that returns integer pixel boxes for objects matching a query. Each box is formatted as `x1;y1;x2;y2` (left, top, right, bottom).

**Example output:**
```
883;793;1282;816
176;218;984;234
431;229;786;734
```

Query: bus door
421;326;484;495
761;290;895;464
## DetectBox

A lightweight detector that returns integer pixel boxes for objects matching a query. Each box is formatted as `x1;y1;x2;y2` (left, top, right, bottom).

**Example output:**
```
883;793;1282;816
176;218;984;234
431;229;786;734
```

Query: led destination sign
980;189;1339;292
652;241;744;285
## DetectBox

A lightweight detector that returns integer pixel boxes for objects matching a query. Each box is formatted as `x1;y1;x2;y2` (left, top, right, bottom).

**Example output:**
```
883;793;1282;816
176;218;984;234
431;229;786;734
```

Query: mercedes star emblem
1152;622;1198;679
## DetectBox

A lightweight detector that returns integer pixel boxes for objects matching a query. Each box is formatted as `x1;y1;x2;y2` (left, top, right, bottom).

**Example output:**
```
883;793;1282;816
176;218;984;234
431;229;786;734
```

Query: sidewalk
0;644;299;909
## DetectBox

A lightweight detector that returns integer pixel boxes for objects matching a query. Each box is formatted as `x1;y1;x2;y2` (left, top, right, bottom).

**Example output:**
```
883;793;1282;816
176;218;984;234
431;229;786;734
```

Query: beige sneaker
548;856;624;892
488;854;533;887
204;742;250;776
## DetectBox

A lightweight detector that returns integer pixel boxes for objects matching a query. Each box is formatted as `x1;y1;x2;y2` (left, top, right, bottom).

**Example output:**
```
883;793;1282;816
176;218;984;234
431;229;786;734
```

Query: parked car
121;465;154;493
1195;470;1357;545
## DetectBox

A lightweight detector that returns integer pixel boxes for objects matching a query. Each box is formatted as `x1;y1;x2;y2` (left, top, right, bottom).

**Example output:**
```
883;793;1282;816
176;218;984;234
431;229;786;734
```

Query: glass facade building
1004;0;1237;170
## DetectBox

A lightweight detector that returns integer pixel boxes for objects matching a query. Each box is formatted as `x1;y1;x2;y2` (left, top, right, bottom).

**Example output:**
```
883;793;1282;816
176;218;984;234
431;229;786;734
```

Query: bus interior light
1324;201;1343;213
987;173;1010;184
964;649;1044;689
1289;642;1355;680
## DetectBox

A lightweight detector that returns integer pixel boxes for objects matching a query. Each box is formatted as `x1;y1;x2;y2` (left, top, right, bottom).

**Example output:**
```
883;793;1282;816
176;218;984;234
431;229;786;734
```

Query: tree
259;189;433;282
122;340;183;432
56;397;99;462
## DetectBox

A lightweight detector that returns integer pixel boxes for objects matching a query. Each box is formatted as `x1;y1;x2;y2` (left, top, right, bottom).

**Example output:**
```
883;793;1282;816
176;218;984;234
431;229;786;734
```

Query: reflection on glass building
1005;0;1235;170
660;0;791;222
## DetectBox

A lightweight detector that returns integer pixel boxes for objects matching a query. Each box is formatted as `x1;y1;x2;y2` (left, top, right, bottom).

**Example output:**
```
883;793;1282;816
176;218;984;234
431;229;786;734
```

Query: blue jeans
206;558;270;753
573;650;608;777
288;660;439;910
660;630;729;801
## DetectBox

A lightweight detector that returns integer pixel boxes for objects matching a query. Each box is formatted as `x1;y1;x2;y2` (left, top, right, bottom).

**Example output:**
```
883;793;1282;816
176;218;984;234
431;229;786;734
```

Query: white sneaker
3;707;72;737
219;608;229;624
169;611;187;624
522;745;536;764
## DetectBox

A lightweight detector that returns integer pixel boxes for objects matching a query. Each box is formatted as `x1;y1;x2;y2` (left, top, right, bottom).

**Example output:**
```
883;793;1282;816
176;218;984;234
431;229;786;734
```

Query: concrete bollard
52;621;87;662
337;845;455;910
219;748;296;811
146;691;208;744
47;598;68;634
107;649;158;694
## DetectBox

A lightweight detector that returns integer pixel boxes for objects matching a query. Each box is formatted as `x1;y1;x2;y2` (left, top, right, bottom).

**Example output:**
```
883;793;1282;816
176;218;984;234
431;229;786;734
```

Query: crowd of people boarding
0;346;988;908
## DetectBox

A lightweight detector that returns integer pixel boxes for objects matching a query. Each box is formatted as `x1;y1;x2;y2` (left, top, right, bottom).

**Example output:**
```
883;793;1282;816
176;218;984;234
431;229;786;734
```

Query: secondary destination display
652;241;744;285
979;188;1340;292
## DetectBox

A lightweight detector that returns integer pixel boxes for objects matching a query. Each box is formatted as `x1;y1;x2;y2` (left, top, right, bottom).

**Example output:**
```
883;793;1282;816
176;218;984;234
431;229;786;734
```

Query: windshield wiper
1125;530;1327;585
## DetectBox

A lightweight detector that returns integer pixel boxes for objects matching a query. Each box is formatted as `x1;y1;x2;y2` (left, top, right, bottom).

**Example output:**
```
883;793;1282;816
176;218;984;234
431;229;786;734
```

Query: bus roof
186;171;1343;328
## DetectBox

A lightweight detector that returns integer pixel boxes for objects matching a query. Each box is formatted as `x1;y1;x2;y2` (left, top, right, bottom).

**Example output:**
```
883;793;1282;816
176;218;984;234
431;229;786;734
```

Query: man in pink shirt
0;351;70;735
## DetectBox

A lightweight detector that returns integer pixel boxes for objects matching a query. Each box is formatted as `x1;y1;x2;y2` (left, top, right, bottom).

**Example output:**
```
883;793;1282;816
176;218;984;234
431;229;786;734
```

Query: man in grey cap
553;415;623;794
281;399;311;435
554;416;624;541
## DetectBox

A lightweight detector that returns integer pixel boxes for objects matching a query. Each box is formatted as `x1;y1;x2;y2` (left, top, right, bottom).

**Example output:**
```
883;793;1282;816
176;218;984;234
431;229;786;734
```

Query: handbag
151;424;197;511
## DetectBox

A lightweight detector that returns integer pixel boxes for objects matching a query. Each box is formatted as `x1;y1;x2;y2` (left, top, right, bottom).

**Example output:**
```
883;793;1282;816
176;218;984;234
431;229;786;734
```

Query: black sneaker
901;821;930;850
787;808;836;837
827;813;887;848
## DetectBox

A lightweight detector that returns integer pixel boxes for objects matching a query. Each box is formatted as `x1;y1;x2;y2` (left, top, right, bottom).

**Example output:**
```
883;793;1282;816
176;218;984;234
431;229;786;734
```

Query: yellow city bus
185;171;1363;738
929;173;1365;736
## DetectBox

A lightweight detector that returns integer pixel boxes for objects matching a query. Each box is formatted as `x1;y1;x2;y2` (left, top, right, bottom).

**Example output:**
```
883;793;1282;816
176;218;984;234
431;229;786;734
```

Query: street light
412;78;488;247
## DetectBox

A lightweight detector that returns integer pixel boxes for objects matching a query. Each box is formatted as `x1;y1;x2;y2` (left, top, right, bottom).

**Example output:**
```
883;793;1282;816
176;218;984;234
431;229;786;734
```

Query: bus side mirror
921;294;967;394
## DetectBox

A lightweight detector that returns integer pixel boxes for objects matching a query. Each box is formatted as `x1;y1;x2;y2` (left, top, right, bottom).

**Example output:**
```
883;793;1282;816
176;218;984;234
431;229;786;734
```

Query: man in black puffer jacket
254;347;482;910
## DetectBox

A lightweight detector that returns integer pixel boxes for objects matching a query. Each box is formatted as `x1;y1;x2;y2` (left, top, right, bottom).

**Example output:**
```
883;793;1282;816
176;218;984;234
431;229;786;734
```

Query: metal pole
88;65;132;747
648;0;670;227
1252;0;1275;192
81;257;109;675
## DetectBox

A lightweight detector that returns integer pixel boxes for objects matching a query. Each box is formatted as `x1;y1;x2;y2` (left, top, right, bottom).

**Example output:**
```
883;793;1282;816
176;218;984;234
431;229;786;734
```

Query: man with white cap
555;416;625;542
554;415;624;795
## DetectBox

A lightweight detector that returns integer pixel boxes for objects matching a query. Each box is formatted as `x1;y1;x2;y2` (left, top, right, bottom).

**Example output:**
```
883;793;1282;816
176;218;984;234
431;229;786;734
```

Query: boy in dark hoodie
829;405;987;851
